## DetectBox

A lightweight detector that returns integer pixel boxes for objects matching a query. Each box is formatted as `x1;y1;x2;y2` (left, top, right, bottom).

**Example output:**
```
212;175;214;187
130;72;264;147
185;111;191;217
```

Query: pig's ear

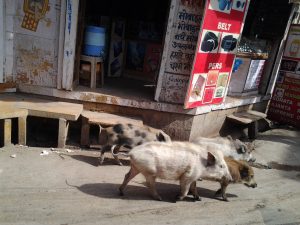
206;152;216;167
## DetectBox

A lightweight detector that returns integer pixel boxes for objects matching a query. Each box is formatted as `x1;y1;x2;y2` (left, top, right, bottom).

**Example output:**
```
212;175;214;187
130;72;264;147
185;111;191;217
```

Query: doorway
74;0;171;101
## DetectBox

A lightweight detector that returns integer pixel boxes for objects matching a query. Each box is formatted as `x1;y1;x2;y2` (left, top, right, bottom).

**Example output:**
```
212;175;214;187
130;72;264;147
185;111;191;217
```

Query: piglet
119;141;232;201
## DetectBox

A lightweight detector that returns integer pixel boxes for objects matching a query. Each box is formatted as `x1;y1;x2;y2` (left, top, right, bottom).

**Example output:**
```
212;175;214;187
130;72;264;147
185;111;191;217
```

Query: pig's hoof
176;195;185;201
222;195;229;202
214;189;221;196
193;196;202;201
153;194;162;201
117;162;123;166
119;188;124;196
99;158;104;165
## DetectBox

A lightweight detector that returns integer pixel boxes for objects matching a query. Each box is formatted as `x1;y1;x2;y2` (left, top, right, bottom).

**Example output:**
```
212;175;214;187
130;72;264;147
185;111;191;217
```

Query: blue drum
83;26;106;57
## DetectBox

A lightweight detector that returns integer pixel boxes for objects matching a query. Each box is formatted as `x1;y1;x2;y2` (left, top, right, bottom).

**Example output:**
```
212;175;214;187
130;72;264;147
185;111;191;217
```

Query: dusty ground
1;127;300;225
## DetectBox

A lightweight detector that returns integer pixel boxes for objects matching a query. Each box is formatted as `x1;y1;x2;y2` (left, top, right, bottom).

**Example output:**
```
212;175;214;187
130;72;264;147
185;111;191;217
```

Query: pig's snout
248;156;256;163
251;183;257;188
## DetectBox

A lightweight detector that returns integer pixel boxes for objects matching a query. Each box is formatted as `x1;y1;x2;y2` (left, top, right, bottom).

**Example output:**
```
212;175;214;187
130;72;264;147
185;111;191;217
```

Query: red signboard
268;25;300;128
184;0;249;109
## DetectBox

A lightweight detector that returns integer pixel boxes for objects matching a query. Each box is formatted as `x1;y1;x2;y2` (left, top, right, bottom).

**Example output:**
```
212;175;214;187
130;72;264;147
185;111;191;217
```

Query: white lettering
208;63;222;70
217;22;232;31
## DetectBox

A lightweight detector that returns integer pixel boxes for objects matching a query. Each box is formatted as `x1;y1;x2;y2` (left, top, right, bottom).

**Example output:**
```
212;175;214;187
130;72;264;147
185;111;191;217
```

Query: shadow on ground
58;153;130;167
66;181;237;203
253;128;300;181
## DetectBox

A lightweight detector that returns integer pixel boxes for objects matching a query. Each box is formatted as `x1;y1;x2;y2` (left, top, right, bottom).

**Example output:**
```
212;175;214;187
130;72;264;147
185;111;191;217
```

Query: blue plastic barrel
83;26;106;57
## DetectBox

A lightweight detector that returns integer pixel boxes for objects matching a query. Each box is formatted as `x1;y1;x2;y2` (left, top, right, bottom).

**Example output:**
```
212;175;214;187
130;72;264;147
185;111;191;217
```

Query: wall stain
95;95;108;103
80;93;94;101
16;73;30;83
16;46;55;86
111;97;118;105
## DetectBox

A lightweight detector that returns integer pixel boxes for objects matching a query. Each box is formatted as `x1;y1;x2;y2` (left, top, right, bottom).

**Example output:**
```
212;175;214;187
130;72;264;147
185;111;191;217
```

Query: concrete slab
0;128;300;225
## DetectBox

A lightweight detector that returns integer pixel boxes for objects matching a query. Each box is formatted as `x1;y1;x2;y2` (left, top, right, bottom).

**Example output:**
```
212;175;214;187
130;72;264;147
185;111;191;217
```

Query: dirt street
1;128;300;225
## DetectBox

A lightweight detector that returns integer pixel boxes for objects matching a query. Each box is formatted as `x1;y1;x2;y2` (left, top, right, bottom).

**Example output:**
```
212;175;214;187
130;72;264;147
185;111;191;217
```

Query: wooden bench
0;107;28;146
80;110;143;147
0;95;83;148
227;110;267;139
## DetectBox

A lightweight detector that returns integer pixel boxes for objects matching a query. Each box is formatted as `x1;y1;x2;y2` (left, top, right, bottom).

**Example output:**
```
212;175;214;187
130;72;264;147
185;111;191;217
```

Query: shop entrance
74;0;170;101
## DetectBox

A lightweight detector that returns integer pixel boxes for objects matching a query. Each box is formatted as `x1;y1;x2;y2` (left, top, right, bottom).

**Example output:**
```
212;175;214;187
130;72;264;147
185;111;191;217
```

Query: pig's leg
189;181;201;201
177;177;193;201
145;175;162;201
99;145;111;165
111;145;123;166
215;179;229;201
119;165;140;196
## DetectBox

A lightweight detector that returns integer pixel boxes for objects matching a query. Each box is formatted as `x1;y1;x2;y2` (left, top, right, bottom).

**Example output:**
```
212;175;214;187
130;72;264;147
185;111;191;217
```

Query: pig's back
129;142;204;180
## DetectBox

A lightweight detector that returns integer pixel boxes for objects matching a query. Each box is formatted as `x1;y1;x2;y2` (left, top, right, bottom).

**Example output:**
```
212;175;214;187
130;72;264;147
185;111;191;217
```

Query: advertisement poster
268;25;300;128
184;0;249;109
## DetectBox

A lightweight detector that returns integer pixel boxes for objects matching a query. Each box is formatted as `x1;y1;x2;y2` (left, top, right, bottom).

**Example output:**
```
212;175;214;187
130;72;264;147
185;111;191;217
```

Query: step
227;110;267;125
226;110;267;139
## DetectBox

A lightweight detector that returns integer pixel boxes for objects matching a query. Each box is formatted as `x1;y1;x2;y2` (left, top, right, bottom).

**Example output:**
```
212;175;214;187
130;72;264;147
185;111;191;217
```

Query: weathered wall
155;0;203;104
12;0;60;87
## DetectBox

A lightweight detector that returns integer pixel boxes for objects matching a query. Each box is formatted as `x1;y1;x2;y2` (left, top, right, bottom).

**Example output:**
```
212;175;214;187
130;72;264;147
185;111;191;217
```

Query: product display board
184;0;249;109
268;25;300;128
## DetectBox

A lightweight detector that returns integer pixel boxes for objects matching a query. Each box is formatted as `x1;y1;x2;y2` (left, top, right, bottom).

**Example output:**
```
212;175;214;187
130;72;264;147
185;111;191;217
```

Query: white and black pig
192;136;256;162
119;141;232;201
99;123;171;165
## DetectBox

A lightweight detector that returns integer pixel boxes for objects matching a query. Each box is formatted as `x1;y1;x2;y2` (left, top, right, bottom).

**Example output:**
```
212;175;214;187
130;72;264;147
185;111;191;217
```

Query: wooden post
90;58;96;89
18;116;27;145
80;116;90;147
57;0;66;89
248;121;258;140
4;119;11;146
58;118;69;148
62;0;80;90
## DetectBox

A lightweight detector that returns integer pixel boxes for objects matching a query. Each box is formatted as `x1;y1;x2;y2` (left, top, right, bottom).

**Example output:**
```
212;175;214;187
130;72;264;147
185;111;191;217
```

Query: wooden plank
0;95;83;121
4;119;11;146
18;116;27;145
0;107;28;119
62;0;79;90
81;110;143;127
227;110;266;125
58;118;69;148
0;0;4;83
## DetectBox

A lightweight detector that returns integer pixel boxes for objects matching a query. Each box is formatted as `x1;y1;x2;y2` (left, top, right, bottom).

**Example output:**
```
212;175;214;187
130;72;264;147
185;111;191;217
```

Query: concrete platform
0;128;300;225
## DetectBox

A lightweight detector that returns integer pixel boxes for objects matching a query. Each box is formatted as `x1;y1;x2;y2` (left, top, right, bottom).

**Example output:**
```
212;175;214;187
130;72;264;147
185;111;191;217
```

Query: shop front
0;0;296;140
